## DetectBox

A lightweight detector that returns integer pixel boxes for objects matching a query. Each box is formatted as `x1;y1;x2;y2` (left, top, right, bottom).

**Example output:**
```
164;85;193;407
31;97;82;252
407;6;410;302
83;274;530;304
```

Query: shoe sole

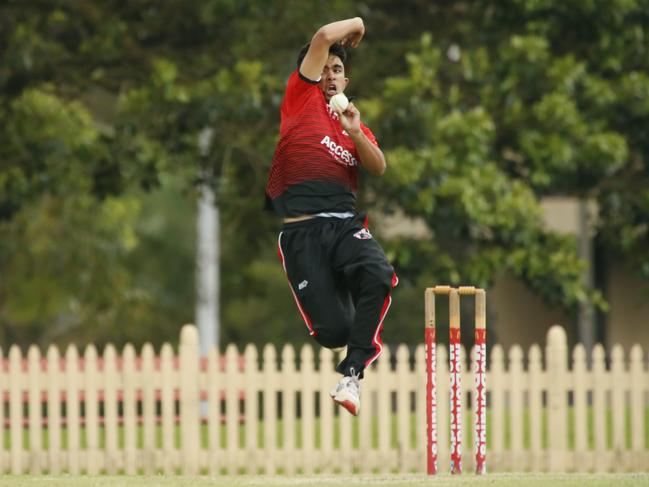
331;396;359;416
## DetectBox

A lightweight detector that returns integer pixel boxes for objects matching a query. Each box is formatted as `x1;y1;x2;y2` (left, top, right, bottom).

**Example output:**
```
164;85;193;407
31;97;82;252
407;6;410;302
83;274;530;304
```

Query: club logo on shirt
353;228;373;240
320;135;358;166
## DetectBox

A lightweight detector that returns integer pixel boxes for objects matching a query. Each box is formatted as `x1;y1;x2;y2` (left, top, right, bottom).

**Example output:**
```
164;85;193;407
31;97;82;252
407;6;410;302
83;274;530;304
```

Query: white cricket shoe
329;369;361;416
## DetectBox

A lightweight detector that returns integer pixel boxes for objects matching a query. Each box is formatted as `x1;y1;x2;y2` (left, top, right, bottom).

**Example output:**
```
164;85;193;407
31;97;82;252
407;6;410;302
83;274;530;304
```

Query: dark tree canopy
1;1;648;348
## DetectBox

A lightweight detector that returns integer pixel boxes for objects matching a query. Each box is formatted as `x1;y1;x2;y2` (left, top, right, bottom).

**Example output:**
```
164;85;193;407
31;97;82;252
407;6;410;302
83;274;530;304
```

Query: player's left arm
337;102;386;176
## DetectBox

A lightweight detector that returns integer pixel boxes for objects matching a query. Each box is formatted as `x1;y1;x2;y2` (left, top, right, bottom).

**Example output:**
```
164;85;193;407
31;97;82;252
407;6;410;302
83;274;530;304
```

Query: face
319;55;348;101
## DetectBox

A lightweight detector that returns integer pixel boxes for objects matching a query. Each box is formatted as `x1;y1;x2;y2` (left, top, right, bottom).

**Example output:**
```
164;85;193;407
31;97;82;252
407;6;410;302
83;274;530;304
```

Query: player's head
297;43;349;102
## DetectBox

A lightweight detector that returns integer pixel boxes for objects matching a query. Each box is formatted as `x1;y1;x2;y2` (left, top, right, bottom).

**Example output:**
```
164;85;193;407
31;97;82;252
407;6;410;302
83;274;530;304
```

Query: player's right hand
341;19;364;48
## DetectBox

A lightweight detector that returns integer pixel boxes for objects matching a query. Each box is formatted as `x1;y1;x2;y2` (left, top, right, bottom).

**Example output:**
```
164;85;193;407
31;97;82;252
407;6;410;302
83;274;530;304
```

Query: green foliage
0;0;647;348
117;57;277;191
0;89;99;217
362;0;646;317
0;194;142;346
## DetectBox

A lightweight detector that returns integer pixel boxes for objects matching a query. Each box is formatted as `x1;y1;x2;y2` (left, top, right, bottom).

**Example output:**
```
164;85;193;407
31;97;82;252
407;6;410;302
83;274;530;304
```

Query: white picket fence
0;324;647;474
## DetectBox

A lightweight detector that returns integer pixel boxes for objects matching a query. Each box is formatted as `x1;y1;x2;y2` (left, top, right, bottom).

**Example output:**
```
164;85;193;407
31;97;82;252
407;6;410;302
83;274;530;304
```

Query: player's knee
380;264;397;289
313;326;349;349
364;262;396;292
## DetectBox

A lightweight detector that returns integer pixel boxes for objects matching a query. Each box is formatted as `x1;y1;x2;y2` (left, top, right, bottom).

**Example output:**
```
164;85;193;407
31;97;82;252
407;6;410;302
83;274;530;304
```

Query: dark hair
296;42;347;69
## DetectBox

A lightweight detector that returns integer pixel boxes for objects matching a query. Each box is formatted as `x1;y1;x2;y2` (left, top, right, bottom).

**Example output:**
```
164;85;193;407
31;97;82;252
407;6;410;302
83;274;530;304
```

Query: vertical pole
424;288;437;475
449;289;462;474
474;289;487;474
196;184;219;355
577;199;596;365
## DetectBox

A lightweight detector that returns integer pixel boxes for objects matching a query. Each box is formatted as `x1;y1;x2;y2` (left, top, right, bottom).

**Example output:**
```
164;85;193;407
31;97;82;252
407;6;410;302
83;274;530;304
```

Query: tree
1;1;648;349
359;0;649;342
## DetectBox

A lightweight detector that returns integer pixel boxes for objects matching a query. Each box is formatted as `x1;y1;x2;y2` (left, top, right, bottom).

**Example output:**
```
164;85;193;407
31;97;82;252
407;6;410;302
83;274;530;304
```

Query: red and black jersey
265;70;378;217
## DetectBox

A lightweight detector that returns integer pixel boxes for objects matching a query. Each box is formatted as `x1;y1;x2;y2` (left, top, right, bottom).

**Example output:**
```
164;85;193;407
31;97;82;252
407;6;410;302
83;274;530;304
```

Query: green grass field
0;474;648;487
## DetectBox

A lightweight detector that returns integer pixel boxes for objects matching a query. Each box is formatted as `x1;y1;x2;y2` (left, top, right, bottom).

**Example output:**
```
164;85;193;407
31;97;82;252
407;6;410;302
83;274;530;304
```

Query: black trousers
278;214;397;378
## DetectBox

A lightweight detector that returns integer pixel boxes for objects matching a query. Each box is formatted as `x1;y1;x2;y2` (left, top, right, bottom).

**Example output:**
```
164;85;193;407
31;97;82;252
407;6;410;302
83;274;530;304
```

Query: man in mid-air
265;17;397;416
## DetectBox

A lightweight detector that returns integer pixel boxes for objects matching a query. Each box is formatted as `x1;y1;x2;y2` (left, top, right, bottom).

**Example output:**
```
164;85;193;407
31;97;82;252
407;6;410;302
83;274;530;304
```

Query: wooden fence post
9;345;23;474
489;345;504;470
47;345;62;474
509;345;524;470
103;344;118;474
592;344;607;472
630;344;645;471
84;344;100;475
225;343;239;474
319;347;335;473
122;344;137;474
300;345;315;474
27;345;42;474
243;344;259;473
207;344;221;475
262;344;277;474
528;344;542;471
140;343;156;474
0;347;5;474
281;344;297;475
415;344;426;472
396;344;410;472
160;343;175;474
65;345;80;474
572;344;588;471
179;324;200;474
610;345;625;471
546;325;568;472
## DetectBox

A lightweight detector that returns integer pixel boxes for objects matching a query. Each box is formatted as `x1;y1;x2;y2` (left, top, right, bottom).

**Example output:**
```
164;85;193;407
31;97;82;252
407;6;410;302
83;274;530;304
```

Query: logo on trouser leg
353;228;373;240
298;280;308;290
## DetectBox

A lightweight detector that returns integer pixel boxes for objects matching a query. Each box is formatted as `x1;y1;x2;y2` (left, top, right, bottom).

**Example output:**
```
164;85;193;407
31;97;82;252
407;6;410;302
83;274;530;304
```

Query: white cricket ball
329;92;349;112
